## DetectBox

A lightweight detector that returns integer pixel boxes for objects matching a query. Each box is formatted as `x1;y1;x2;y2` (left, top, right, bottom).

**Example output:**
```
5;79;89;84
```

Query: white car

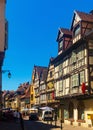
42;110;53;121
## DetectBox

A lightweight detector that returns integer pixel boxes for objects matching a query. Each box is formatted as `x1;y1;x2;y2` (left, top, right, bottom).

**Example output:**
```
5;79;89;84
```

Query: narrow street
24;120;59;130
23;119;93;130
0;119;92;130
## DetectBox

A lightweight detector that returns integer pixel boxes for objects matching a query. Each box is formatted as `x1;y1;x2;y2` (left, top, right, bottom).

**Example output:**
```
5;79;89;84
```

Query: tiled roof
20;85;30;99
60;28;72;35
34;65;48;80
76;10;93;22
56;28;72;42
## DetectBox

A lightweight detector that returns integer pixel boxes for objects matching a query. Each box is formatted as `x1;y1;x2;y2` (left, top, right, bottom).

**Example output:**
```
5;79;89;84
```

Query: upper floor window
77;45;84;60
59;39;63;50
59;64;62;76
71;74;79;87
31;94;33;100
31;86;33;92
80;71;85;84
73;24;80;37
50;71;52;78
59;80;63;91
70;50;77;64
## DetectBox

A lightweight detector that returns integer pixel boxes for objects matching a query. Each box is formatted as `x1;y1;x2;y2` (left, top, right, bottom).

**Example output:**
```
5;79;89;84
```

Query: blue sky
2;0;93;90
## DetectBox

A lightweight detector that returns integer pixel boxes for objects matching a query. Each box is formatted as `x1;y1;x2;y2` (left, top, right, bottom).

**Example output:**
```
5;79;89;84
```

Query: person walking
13;110;17;122
16;110;20;123
13;111;16;121
20;112;25;130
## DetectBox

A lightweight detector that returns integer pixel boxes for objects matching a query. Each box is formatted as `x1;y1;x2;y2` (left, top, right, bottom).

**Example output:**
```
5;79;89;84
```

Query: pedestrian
13;110;17;122
20;112;24;130
13;111;16;120
16;110;20;123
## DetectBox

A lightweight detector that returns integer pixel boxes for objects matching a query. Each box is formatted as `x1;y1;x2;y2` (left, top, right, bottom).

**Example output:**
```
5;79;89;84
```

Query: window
59;40;63;49
71;74;79;87
59;80;63;91
31;94;33;100
40;94;46;101
40;84;46;91
47;93;50;100
50;71;52;78
59;64;62;76
80;71;85;84
73;24;80;37
31;86;33;92
77;45;84;60
71;51;77;64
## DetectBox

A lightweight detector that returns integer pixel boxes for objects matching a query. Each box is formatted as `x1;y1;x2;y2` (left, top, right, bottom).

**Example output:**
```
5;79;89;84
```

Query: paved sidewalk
42;120;93;130
51;124;92;130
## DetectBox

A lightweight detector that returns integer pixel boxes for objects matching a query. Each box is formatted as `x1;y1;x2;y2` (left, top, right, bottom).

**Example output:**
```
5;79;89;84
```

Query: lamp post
0;69;11;109
2;70;11;78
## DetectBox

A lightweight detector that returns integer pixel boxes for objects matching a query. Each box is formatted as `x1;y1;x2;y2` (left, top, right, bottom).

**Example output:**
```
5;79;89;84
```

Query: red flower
81;83;86;94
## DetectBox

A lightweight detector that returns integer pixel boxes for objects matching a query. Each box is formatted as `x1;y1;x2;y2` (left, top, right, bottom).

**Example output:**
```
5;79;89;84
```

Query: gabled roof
56;28;72;42
20;85;30;99
71;10;93;29
76;10;93;22
60;28;72;35
33;65;48;81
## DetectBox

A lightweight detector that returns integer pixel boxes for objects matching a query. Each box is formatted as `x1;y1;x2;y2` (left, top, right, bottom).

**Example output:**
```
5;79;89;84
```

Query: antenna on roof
89;10;93;15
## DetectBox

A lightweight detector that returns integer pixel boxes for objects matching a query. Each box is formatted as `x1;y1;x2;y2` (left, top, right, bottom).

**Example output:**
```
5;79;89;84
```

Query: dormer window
58;39;64;55
73;24;80;37
59;40;63;49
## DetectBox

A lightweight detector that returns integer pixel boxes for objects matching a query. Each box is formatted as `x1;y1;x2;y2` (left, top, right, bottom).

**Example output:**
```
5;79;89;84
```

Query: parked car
42;110;53;121
29;113;39;121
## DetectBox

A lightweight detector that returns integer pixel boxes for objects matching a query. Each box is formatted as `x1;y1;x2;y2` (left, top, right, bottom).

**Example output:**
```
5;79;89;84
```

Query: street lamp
0;70;11;109
2;70;11;78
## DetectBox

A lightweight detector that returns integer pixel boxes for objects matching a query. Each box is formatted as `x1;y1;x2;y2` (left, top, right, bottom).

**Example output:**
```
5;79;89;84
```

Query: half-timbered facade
46;58;55;107
46;58;60;117
30;84;35;108
32;65;48;107
52;10;93;128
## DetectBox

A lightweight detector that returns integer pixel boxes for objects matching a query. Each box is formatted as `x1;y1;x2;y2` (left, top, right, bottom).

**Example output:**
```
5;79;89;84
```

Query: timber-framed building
52;10;93;127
